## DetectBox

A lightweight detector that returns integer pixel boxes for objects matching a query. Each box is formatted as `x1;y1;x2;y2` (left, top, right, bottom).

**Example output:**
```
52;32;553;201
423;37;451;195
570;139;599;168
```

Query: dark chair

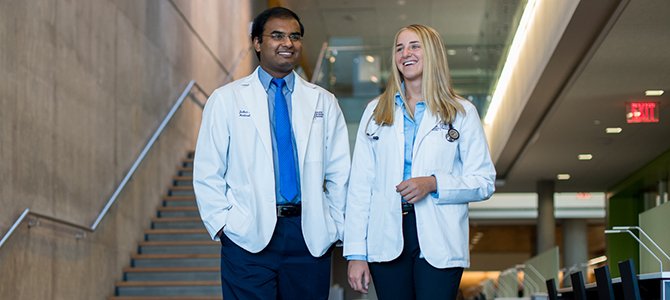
570;271;588;300
546;278;559;300
618;259;641;300
594;265;615;300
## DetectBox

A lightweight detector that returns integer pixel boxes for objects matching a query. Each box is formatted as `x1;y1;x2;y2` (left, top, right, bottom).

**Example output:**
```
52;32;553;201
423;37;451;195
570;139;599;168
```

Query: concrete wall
0;0;261;298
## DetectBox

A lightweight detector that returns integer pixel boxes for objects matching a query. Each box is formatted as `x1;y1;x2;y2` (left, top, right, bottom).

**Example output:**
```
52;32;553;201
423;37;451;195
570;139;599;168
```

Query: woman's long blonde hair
372;24;465;125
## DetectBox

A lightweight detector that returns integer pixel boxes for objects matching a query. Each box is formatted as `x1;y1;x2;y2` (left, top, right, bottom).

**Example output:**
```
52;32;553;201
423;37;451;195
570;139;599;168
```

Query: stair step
168;186;194;197
115;281;220;297
139;241;218;255
110;297;219;300
182;159;193;168
131;254;219;268
173;176;193;186
151;217;203;229
117;280;219;287
177;167;193;177
164;195;195;200
145;228;209;241
163;196;196;207
123;267;219;281
157;206;199;218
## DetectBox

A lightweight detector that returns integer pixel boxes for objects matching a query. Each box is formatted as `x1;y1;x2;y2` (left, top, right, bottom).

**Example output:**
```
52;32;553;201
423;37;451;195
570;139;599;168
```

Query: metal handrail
310;41;329;83
605;228;664;273
0;80;208;250
92;80;206;230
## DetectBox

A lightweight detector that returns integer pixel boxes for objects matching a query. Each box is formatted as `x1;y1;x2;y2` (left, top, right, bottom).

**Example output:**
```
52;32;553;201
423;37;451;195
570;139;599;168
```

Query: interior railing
0;80;208;249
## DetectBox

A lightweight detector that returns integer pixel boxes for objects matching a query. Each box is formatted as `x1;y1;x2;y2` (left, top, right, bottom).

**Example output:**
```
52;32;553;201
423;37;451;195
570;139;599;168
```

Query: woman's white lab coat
343;98;496;268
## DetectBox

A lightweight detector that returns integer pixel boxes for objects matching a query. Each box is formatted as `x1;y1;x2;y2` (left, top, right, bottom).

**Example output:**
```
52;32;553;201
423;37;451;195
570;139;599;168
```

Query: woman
343;24;496;299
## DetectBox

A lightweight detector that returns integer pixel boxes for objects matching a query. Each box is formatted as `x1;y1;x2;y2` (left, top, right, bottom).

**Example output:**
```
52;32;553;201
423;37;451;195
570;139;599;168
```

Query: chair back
546;278;559;300
618;259;641;300
594;265;615;300
570;271;588;300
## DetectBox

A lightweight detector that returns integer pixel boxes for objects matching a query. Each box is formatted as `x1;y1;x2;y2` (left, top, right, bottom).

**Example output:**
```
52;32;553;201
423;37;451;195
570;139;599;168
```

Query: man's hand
395;176;437;203
347;260;371;294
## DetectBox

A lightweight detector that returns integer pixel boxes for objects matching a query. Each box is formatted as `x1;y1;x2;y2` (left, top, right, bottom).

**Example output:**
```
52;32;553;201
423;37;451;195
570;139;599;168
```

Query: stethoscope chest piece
446;123;459;142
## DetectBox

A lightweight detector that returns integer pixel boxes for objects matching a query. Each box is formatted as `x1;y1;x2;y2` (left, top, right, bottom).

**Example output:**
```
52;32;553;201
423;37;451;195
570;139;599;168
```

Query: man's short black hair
251;7;304;60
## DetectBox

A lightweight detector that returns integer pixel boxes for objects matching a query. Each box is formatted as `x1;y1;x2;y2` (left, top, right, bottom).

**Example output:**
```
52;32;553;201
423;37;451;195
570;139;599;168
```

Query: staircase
110;153;222;300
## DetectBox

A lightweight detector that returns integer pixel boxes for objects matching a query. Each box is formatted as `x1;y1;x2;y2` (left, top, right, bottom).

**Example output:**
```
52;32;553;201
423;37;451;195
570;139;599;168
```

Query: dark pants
369;211;464;300
219;216;332;300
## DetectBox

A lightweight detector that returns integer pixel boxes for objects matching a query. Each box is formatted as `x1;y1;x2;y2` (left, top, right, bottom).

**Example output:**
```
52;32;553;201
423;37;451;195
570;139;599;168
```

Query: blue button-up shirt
258;68;301;205
395;93;426;182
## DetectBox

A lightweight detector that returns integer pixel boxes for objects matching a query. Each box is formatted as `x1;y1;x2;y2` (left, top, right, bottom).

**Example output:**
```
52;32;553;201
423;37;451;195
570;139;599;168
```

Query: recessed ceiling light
365;55;375;63
645;90;664;96
578;154;593;161
557;174;571;180
447;49;456;55
605;127;622;134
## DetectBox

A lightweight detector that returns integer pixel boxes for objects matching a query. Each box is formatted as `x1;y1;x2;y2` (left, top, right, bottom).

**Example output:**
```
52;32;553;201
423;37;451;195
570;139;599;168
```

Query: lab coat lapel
240;70;273;160
394;105;405;168
414;107;439;156
291;75;318;172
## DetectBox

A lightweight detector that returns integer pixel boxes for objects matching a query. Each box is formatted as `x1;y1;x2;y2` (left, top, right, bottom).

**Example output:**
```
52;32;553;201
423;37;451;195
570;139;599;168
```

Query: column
563;219;588;276
536;180;556;255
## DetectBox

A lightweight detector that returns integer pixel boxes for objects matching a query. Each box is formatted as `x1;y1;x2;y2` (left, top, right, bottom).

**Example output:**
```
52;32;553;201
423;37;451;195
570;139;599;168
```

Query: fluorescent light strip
578;154;593;161
605;127;622;134
645;90;664;96
484;0;539;125
557;174;571;180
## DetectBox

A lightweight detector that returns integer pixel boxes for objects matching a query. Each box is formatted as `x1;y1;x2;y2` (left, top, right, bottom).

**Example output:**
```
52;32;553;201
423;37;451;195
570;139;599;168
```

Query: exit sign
626;101;659;123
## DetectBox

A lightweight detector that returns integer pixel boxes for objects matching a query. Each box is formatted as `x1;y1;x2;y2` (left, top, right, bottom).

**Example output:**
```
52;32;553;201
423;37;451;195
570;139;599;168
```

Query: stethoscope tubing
364;115;459;142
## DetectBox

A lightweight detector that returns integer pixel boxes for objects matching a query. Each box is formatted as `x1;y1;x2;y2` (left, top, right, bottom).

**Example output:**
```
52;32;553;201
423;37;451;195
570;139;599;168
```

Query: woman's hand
396;176;437;203
347;260;371;294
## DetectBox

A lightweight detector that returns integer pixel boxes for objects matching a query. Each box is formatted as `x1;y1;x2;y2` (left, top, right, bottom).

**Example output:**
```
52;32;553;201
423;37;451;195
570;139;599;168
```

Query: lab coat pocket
424;131;458;172
222;185;253;239
433;204;468;260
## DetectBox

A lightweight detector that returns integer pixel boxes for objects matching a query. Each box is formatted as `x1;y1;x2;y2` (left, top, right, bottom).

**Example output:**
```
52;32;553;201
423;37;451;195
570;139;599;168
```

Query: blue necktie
272;78;298;202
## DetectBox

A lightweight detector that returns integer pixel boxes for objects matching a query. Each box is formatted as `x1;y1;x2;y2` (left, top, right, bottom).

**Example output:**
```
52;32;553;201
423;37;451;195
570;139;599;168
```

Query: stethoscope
364;115;460;142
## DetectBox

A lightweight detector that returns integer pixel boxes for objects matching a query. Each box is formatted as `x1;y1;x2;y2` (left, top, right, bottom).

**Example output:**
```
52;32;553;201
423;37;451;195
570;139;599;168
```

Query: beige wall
0;0;261;298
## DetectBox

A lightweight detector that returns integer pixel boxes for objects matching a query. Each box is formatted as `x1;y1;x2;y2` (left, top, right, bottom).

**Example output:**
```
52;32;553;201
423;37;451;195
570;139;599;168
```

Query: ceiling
494;0;670;192
282;0;670;194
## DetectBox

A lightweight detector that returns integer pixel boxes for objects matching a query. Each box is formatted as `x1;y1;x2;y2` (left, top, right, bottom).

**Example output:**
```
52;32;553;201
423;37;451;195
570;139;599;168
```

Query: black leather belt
277;204;301;217
402;202;414;215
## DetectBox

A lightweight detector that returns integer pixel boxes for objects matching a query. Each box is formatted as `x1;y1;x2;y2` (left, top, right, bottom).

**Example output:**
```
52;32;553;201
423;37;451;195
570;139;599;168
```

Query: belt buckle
277;204;299;217
402;203;413;215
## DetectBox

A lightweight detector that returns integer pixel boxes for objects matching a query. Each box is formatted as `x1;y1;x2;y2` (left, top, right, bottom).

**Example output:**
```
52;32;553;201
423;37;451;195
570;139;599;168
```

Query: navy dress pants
219;216;332;300
368;211;464;300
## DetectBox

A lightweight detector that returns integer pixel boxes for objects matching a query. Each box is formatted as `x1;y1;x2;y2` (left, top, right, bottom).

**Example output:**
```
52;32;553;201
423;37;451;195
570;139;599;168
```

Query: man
193;7;350;300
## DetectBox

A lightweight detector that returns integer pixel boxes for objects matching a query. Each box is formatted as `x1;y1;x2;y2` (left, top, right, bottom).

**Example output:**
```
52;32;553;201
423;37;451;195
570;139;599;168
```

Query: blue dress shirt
258;68;301;205
395;94;426;182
